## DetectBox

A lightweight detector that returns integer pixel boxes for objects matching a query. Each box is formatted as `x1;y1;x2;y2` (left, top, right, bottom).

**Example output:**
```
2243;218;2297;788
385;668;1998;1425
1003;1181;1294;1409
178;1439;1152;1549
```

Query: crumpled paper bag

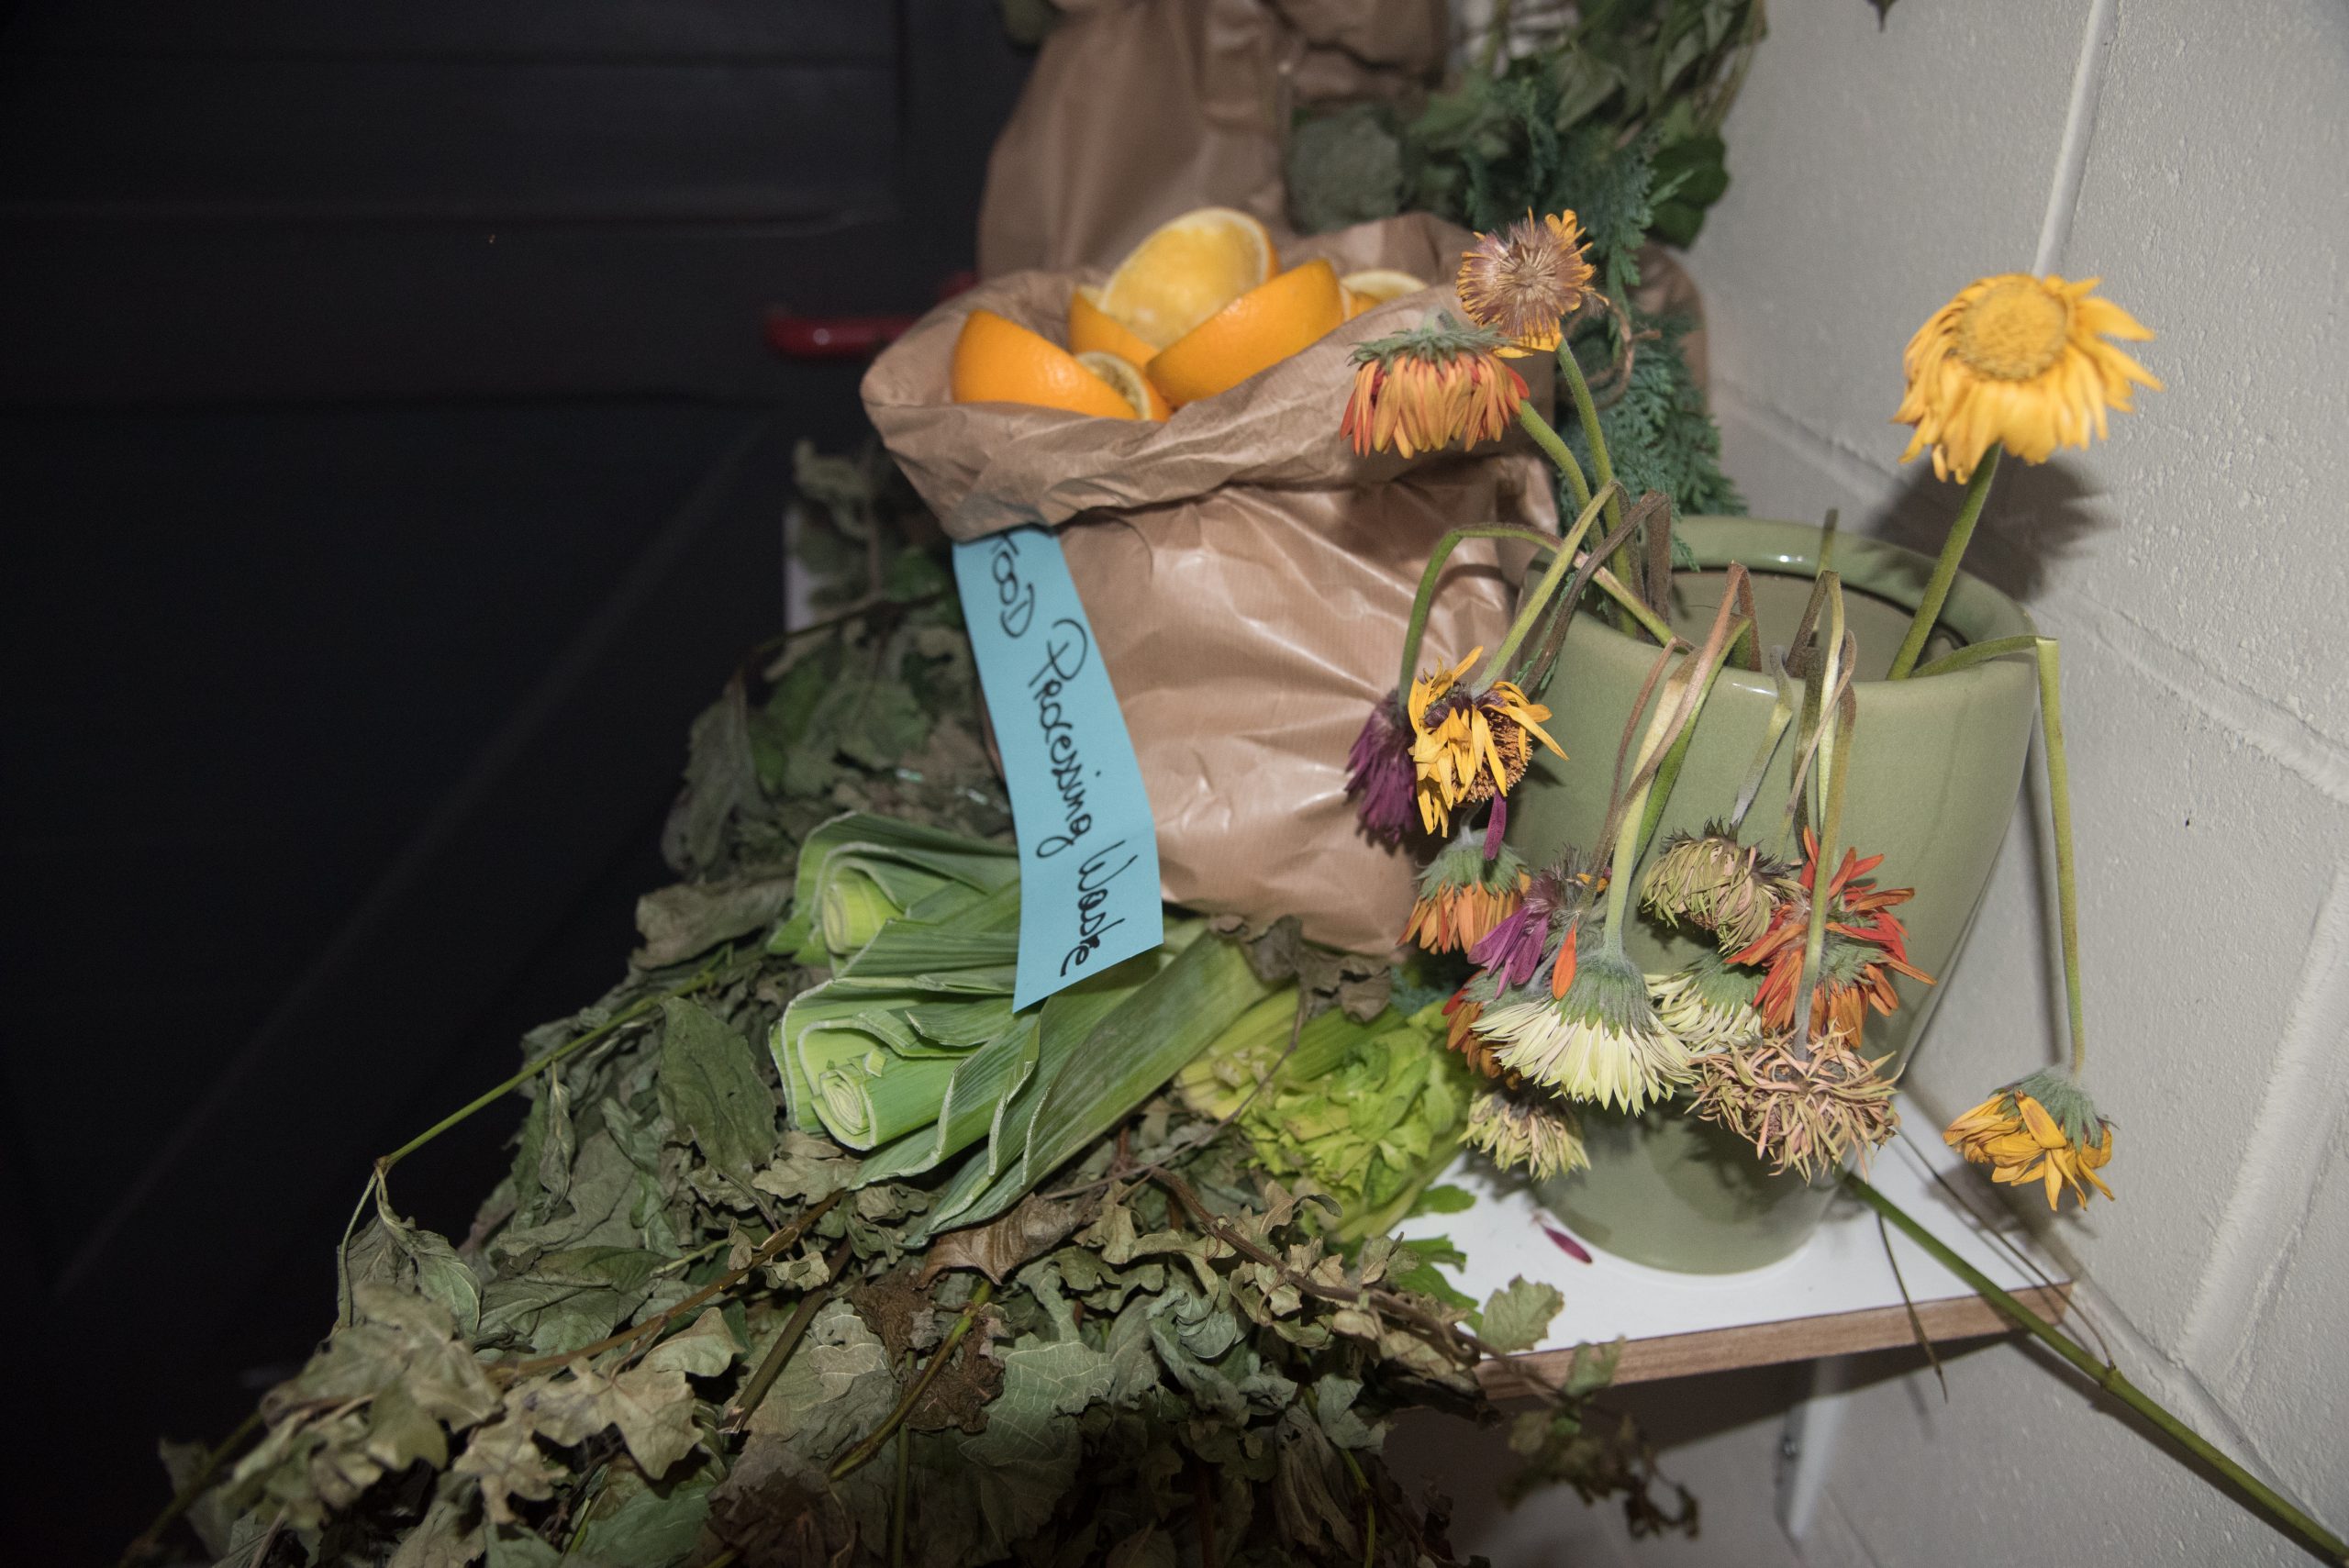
863;213;1556;953
977;0;1449;279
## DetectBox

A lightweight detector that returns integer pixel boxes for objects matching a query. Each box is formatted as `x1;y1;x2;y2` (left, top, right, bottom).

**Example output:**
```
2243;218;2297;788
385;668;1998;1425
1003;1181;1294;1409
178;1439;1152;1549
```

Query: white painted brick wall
1416;1;2349;1560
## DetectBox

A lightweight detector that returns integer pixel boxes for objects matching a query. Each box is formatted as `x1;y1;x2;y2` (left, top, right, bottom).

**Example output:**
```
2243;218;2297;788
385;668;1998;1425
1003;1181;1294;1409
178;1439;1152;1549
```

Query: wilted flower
1688;1028;1901;1181
1944;1069;2115;1208
1648;947;1767;1055
1895;272;2160;484
1464;1084;1589;1181
1730;829;1932;1040
1641;826;1797;951
1455;210;1596;356
1341;313;1530;457
1402;827;1529;954
1345;690;1419;845
1407;648;1563;836
1480;945;1691;1113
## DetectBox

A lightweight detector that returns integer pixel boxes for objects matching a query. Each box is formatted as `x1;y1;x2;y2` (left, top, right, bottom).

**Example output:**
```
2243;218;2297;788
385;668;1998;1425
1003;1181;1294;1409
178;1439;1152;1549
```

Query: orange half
1144;259;1346;408
1341;268;1429;319
1068;285;1161;365
1075;350;1171;420
1097;206;1277;350
951;308;1135;419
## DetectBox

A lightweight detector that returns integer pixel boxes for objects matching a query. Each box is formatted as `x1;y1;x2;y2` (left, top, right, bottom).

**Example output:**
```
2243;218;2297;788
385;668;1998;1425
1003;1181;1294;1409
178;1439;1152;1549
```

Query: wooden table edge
1477;1282;2074;1396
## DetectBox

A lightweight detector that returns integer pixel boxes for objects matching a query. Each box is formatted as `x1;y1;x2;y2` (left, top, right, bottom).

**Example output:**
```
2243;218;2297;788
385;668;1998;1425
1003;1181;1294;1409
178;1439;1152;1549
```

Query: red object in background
764;271;977;360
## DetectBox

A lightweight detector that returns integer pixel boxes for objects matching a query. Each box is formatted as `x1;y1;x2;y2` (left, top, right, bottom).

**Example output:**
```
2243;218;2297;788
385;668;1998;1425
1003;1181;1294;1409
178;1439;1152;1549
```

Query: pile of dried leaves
141;449;1689;1568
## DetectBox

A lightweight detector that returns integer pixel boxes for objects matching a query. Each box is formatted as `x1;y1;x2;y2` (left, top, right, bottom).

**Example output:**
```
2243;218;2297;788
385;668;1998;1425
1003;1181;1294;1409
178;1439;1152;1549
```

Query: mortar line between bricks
1709;388;2349;802
2033;0;2119;274
2179;864;2349;1380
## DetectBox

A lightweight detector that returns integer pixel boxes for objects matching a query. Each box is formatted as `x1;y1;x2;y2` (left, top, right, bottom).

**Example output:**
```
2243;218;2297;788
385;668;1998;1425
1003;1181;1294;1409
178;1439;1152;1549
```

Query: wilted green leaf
1478;1277;1565;1356
657;998;775;1188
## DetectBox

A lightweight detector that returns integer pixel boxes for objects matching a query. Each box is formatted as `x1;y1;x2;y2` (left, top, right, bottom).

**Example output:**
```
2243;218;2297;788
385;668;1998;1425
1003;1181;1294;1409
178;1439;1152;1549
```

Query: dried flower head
1464;1084;1590;1181
1480;944;1691;1113
1341;313;1530;457
1944;1069;2115;1208
1895;272;2160;484
1641;826;1798;951
1455;211;1596;356
1648;947;1767;1056
1344;689;1419;846
1688;1028;1901;1181
1442;988;1520;1087
1730;829;1932;1040
1407;648;1563;836
1402;826;1530;954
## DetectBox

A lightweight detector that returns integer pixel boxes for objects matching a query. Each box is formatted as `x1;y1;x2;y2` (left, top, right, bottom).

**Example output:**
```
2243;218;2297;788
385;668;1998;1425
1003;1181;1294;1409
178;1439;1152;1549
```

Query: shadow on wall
1867;455;2111;609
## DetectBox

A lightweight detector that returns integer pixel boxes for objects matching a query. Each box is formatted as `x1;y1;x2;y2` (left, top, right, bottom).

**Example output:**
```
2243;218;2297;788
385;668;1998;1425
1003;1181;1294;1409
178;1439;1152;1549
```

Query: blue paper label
952;528;1163;1008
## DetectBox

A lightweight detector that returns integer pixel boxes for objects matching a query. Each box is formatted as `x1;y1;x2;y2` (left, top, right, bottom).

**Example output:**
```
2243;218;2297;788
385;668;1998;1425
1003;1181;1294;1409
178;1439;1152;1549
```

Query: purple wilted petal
1541;1223;1594;1264
1346;692;1418;846
1470;898;1549;988
1483;794;1509;859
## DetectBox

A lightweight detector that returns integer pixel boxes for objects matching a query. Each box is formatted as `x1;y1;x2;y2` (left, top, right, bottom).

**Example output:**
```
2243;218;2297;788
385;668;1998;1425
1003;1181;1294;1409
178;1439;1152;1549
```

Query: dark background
0;4;1030;1556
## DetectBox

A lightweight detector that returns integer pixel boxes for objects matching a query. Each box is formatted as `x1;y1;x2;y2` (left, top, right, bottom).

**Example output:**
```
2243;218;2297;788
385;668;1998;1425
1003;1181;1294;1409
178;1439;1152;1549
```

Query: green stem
1395;525;1560;695
1845;1175;2349;1566
1791;582;1848;1044
831;1280;995;1481
1517;403;1595;517
2035;640;2090;1080
1887;446;2001;680
721;1240;852;1431
1472;485;1613;688
383;958;724;1173
117;1407;266;1568
1590;563;1675;646
1905;635;2092;1079
1601;676;1684;953
1555;335;1629;619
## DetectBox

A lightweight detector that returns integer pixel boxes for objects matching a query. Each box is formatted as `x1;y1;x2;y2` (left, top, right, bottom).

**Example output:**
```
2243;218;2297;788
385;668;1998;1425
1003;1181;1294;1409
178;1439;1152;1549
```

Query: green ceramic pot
1504;517;2038;1273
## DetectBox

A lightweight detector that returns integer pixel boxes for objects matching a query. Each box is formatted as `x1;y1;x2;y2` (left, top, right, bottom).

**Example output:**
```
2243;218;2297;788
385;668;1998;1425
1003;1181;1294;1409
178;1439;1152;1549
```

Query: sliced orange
1097;206;1277;350
951;308;1135;419
1069;285;1161;365
1075;350;1171;420
1144;259;1346;407
1340;268;1429;319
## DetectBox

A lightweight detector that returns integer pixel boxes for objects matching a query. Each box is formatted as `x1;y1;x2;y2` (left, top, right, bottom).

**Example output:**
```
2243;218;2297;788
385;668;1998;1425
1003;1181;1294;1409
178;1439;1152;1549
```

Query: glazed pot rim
1556;515;2039;704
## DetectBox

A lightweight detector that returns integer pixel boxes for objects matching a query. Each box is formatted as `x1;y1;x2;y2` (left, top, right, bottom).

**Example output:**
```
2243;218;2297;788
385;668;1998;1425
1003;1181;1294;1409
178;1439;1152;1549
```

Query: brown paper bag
977;0;1448;278
862;213;1556;953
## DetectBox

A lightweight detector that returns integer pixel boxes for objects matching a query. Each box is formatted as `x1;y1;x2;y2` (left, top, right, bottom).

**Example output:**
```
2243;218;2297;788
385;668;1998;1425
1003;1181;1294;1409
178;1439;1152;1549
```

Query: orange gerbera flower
1728;829;1933;1039
1341;314;1529;458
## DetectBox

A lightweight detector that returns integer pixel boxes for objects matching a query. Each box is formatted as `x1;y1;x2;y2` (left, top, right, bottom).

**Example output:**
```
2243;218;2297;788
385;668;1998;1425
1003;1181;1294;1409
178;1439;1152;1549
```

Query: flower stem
830;1279;996;1481
1473;484;1613;688
1555;333;1631;621
1395;524;1561;696
2034;641;2091;1081
1791;580;1849;1045
1845;1174;2349;1566
1909;635;2092;1081
1887;445;2001;680
1516;403;1595;517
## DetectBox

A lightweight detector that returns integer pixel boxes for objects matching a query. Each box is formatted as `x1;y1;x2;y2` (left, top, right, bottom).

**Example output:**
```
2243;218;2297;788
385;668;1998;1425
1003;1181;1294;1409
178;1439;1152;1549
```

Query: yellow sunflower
1405;648;1563;835
1944;1073;2115;1209
1895;273;2161;483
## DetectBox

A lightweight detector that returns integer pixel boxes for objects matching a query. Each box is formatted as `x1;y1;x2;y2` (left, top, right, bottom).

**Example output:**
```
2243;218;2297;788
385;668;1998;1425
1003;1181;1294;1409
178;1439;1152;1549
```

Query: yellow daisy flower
1895;273;2161;483
1944;1072;2116;1209
1405;648;1564;836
